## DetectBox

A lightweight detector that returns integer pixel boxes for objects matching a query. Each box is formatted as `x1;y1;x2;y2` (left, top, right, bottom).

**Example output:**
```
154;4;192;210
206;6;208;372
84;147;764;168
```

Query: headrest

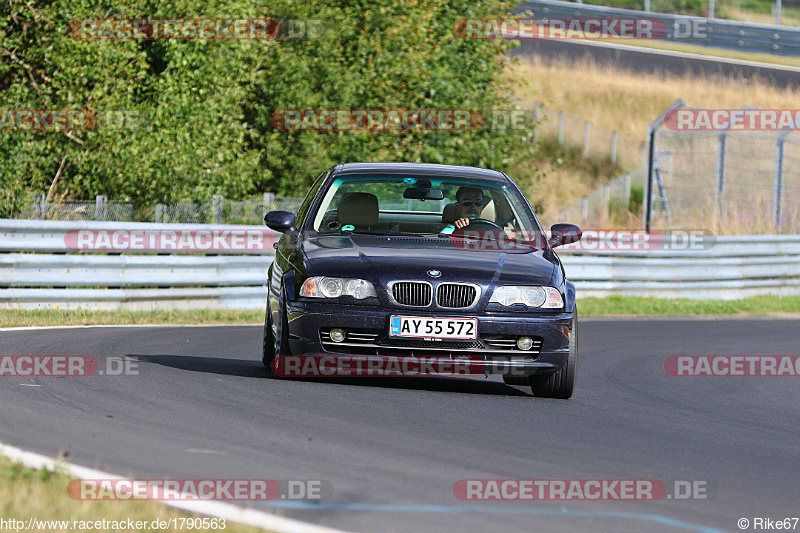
338;192;379;227
442;203;458;224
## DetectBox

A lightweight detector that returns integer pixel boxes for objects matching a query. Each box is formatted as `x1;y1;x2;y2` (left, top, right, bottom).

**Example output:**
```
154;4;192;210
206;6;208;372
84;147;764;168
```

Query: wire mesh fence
536;104;645;171
649;114;800;234
554;166;647;228
13;193;304;224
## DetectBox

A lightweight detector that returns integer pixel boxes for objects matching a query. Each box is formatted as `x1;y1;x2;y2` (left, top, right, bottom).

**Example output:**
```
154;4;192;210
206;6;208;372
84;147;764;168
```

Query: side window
294;170;329;229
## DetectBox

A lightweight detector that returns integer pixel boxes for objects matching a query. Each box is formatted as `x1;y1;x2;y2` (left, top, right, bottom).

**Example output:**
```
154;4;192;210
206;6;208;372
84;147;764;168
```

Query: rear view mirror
403;187;444;201
548;223;582;248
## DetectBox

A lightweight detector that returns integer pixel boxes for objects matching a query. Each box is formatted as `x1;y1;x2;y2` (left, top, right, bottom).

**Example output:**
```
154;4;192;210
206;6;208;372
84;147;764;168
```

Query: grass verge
0;454;269;533
511;55;800;141
579;295;800;316
0;309;262;328
1;297;799;327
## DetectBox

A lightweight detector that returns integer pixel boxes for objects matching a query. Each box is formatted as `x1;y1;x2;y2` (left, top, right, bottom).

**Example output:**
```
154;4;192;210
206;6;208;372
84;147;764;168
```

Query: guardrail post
533;102;541;144
776;0;782;25
709;0;716;18
773;134;786;231
715;132;727;220
558;112;565;146
212;194;224;224
611;131;618;166
644;0;651;11
583;121;591;158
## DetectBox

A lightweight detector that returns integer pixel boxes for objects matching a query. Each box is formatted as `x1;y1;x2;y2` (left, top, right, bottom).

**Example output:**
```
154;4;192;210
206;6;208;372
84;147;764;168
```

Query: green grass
579;295;800;316
0;308;262;328
1;297;799;328
0;454;270;533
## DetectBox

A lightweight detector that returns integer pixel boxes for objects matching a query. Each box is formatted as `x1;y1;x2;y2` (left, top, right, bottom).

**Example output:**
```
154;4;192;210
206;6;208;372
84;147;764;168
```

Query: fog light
330;328;346;343
516;336;533;351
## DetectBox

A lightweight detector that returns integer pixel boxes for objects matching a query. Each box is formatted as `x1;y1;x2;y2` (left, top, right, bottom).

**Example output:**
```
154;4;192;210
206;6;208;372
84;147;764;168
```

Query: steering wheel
462;218;502;230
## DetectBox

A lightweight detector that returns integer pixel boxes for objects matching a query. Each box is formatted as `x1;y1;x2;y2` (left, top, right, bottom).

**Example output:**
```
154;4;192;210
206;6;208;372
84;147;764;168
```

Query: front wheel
262;306;275;369
531;313;578;399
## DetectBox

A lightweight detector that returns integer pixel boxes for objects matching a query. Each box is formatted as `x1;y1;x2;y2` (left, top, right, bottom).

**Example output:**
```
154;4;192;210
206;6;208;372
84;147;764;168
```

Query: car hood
301;234;556;287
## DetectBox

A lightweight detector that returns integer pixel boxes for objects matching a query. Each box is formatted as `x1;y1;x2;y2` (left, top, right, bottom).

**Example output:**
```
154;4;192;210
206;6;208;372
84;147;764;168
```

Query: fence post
644;0;651;11
611;131;618;166
34;193;46;219
95;195;108;221
212;194;224;224
715;132;727;221
776;0;782;25
603;184;611;222
558;112;565;146
773;134;786;231
645;130;656;232
583;121;591;158
155;204;165;223
581;196;588;224
624;172;631;209
533;102;541;144
264;192;275;210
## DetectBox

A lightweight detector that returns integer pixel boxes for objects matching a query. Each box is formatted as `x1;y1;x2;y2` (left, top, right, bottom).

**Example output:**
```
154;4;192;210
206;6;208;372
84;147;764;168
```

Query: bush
0;0;540;216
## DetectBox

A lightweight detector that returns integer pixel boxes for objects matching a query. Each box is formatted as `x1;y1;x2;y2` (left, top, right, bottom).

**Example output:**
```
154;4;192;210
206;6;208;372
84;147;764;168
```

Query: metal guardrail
0;219;278;254
516;0;800;56
1;220;799;308
557;234;800;298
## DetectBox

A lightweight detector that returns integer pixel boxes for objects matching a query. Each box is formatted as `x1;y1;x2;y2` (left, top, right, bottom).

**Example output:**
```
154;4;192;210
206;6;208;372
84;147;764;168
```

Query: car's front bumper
283;300;573;377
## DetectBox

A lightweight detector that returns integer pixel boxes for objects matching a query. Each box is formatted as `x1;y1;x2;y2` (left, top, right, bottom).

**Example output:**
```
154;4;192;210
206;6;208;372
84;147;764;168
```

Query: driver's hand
454;217;470;229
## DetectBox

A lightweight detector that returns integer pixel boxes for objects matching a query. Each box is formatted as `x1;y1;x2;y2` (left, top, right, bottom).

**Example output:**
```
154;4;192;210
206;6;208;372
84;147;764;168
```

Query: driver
453;186;486;229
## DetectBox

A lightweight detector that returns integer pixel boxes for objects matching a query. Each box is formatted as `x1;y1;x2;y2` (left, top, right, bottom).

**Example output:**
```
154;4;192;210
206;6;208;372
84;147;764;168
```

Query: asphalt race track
509;39;800;89
2;319;799;533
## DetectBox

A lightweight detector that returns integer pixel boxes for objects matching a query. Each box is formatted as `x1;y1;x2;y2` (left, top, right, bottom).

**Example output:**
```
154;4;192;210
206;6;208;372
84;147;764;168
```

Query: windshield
309;175;538;236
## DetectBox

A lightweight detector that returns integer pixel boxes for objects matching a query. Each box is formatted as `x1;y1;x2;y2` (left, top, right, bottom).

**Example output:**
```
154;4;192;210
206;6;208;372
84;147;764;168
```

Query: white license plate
389;315;477;340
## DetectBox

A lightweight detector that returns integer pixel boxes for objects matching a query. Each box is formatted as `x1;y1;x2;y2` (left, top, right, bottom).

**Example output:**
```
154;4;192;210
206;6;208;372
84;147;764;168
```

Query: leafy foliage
1;0;539;217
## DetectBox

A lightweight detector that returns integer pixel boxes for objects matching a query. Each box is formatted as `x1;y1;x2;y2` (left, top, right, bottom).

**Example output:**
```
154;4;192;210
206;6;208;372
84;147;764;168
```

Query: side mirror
264;210;297;233
548;223;582;248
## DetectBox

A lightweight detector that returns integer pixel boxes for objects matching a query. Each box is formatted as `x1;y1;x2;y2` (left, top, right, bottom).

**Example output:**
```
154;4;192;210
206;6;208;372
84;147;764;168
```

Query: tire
531;312;578;399
262;306;275;369
263;286;291;369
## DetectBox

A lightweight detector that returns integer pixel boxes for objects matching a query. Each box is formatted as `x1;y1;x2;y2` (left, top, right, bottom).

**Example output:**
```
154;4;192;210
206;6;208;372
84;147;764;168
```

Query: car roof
332;162;510;183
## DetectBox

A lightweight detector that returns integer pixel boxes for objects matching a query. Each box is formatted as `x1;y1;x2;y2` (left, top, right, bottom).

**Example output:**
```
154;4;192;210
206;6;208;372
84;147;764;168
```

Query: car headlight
301;277;377;299
489;286;563;309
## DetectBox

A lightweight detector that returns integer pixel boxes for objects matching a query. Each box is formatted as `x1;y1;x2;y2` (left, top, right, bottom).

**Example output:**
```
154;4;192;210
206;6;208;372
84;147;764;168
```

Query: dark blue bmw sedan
263;162;583;398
